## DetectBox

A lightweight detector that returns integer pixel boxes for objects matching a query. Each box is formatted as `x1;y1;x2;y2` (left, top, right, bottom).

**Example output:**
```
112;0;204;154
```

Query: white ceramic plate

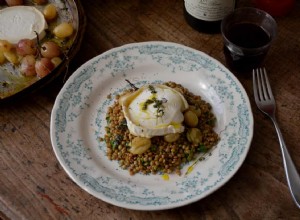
50;41;253;210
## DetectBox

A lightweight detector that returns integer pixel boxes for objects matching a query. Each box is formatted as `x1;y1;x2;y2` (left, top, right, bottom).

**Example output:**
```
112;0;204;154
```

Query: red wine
227;23;270;48
224;23;271;72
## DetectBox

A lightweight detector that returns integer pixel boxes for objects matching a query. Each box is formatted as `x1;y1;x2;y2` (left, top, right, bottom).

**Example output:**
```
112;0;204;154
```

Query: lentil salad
101;81;220;175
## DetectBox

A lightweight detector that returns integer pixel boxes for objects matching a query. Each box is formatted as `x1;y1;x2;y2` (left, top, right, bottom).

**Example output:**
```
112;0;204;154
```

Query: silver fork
253;68;300;208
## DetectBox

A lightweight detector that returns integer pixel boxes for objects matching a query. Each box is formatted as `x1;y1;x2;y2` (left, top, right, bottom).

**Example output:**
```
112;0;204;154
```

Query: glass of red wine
221;7;277;73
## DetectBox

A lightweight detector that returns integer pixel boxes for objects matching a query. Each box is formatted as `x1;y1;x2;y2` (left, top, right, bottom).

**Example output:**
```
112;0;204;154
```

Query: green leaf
197;144;208;153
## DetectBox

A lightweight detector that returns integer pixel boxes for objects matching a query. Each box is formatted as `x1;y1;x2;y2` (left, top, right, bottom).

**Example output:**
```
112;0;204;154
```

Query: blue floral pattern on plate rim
50;41;254;210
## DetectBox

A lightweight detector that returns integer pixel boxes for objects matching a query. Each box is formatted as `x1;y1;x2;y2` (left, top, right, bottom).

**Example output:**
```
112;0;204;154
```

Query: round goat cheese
0;6;47;44
119;84;189;138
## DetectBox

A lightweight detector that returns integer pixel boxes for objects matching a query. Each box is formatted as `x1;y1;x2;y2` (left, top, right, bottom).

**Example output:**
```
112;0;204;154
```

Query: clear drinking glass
221;7;277;73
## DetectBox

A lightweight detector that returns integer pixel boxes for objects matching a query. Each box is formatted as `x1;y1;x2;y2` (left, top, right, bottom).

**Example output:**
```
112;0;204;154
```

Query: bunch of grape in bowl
0;0;84;102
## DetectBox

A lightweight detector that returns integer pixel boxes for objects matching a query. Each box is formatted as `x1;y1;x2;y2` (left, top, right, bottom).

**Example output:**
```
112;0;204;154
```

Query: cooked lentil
102;81;219;175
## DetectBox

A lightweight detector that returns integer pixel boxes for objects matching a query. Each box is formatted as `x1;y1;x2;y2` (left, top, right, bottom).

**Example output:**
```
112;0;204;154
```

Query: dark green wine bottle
184;0;236;34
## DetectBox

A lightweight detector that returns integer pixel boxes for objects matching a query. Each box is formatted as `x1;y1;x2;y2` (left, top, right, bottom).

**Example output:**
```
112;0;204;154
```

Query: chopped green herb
150;145;157;152
197;144;208;153
111;134;123;150
117;118;127;130
187;153;194;161
142;99;155;110
141;88;167;118
148;85;157;94
1;81;9;88
153;99;162;108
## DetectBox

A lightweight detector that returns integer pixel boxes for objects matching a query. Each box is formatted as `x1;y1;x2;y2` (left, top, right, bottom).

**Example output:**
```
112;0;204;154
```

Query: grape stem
125;79;138;90
34;31;42;58
62;50;70;83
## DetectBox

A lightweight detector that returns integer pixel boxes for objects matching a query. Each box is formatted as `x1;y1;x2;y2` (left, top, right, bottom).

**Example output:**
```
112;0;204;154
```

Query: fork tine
254;68;264;102
259;68;268;100
257;68;263;101
252;69;260;102
262;67;274;100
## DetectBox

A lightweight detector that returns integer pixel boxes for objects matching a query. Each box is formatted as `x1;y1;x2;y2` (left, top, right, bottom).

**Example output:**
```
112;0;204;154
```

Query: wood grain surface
1;0;300;219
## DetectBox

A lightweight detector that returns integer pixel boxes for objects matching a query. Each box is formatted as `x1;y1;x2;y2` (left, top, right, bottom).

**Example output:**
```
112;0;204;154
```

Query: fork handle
272;118;300;208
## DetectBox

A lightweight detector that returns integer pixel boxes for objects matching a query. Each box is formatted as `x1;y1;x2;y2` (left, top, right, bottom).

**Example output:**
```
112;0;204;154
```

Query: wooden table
1;0;300;219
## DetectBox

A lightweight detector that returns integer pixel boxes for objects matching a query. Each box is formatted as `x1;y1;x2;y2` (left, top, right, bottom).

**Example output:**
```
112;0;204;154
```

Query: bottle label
184;0;235;21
